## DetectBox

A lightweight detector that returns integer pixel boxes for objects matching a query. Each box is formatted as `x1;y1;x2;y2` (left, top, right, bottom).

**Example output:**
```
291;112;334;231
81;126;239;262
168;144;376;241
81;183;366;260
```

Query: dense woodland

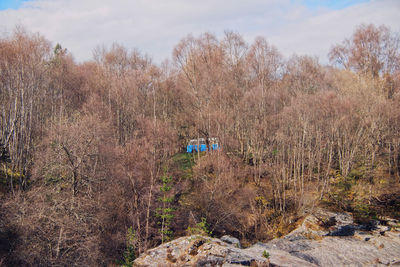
0;24;400;266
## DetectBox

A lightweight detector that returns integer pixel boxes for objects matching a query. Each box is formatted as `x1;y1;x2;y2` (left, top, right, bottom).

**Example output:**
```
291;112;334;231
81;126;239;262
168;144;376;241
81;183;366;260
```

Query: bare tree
329;24;400;79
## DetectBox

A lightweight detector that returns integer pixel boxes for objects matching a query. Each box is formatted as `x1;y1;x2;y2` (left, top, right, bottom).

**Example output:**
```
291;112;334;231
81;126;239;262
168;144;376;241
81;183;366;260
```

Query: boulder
220;235;242;249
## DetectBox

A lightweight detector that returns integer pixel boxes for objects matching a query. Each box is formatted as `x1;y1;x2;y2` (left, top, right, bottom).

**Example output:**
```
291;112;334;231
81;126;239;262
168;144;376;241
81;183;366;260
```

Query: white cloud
0;0;399;64
268;0;400;63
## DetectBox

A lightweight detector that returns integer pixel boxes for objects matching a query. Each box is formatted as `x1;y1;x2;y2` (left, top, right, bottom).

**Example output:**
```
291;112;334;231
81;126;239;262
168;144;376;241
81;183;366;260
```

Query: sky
0;0;399;64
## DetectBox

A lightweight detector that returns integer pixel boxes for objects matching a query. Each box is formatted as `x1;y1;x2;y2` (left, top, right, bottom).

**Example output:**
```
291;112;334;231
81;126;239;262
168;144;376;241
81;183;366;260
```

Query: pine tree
157;174;175;243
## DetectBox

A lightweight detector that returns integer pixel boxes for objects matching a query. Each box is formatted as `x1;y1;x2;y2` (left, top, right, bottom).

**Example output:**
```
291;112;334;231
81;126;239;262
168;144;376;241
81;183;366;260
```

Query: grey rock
256;210;400;266
134;235;269;267
327;224;357;236
247;244;318;267
134;210;400;267
220;235;242;248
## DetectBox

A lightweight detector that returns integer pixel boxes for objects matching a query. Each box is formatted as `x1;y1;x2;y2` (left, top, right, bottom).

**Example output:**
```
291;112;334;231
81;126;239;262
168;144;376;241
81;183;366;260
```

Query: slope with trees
0;23;399;266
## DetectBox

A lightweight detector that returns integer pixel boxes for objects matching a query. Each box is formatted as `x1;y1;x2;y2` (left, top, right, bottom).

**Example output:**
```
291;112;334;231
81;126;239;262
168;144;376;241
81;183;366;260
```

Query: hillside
0;23;400;266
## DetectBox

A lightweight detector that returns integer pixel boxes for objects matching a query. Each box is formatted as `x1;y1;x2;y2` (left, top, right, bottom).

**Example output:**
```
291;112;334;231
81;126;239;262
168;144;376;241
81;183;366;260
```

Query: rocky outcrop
133;235;270;266
249;210;400;266
134;210;400;266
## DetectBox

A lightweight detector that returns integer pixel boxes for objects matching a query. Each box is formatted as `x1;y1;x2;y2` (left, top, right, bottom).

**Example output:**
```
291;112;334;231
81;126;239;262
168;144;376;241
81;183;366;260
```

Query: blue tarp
195;144;207;152
186;145;193;153
186;142;220;153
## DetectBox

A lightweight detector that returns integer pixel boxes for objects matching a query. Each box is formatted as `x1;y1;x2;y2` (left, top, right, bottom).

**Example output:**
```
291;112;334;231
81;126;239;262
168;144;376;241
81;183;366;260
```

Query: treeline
0;24;400;266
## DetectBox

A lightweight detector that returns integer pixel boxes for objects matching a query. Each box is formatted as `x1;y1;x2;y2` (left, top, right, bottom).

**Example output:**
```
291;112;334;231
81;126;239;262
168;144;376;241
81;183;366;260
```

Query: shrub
186;218;212;236
262;250;270;259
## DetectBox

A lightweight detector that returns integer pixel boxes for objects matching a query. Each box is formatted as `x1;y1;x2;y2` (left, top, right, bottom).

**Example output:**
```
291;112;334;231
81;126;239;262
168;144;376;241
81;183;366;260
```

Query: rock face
250;210;400;266
133;235;269;266
134;210;400;266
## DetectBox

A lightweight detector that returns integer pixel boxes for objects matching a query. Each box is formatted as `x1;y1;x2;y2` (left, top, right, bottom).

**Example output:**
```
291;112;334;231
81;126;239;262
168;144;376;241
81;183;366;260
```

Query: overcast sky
0;0;399;64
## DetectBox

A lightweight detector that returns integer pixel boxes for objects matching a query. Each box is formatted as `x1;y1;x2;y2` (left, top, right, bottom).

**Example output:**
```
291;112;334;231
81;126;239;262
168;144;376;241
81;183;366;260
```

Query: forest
0;23;400;266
